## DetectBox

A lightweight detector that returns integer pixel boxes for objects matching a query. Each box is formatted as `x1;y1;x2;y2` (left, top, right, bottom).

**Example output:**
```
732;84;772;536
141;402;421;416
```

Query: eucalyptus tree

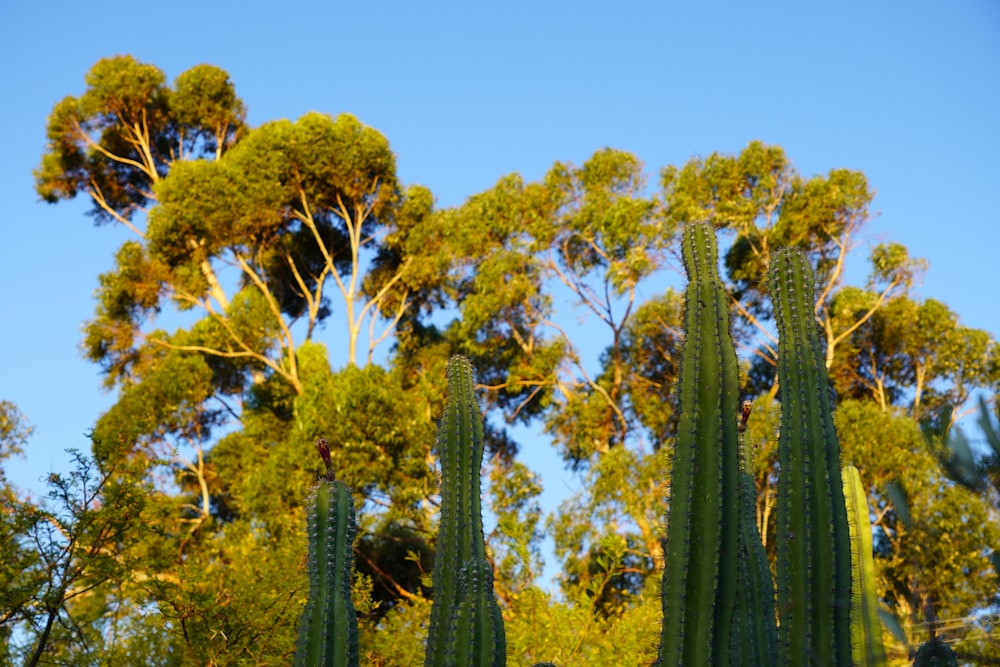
35;55;447;661
661;140;926;376
32;57;1000;663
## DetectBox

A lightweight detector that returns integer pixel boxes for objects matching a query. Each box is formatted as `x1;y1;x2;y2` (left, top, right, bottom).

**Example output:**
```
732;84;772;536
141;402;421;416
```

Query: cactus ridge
769;249;853;666
295;461;360;667
843;464;887;667
446;558;506;667
731;401;778;665
425;356;506;667
657;222;747;666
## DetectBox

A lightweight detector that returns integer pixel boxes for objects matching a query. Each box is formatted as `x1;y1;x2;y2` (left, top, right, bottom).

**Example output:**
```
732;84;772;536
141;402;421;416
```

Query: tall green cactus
295;438;360;667
843;464;887;667
769;249;853;666
734;400;778;666
425;356;506;667
658;222;775;666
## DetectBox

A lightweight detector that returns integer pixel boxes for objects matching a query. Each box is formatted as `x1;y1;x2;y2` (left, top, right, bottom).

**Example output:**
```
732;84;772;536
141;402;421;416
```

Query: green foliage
361;597;433;665
549;445;666;614
923;396;1000;497
35;55;242;220
488;460;545;597
24;56;1000;665
0;443;153;665
503;583;660;665
832;293;997;414
836;399;1000;661
293;343;436;507
150;515;304;665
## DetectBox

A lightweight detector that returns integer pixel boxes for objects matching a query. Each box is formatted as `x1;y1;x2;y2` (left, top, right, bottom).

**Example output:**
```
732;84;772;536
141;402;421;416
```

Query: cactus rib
295;438;360;667
733;400;778;665
425;356;506;667
658;222;744;666
843;464;887;667
769;249;853;666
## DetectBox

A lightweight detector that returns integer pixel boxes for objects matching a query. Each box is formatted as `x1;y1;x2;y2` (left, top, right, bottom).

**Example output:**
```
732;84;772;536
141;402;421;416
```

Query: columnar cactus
842;464;887;667
295;438;360;667
424;356;506;667
769;249;853;666
734;400;778;665
290;227;891;666
657;222;775;666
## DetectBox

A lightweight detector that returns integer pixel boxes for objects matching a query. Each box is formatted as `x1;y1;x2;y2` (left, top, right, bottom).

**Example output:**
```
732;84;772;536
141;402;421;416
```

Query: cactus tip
316;437;335;481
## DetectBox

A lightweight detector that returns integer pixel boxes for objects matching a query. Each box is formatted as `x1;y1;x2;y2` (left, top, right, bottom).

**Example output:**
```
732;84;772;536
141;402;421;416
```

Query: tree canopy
3;55;998;665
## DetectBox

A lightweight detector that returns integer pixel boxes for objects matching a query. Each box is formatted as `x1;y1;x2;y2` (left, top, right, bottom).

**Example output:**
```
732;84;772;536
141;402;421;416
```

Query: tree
661;141;926;379
0;404;155;665
384;148;674;465
29;56;1000;663
34;56;448;660
835;400;1000;663
830;292;1000;416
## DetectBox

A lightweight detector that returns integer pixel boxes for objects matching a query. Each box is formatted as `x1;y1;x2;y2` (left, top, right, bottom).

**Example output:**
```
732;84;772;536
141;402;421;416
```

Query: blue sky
1;1;998;584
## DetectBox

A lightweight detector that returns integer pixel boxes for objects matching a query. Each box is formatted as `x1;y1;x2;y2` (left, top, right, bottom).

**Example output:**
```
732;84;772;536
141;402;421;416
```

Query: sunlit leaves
1;447;154;663
0;401;33;462
549;446;668;610
171;64;245;157
29;56;1000;663
36;57;247;218
833;293;999;414
78;54;167;120
834;400;1000;657
147;158;244;266
553;148;665;295
292;342;436;507
488;460;545;597
869;242;926;289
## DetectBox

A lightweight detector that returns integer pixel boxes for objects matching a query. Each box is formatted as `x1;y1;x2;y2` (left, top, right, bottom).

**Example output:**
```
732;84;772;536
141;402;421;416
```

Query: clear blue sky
1;1;998;584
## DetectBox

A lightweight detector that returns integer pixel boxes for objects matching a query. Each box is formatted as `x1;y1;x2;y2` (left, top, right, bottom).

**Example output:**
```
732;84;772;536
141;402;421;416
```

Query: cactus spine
769;249;853;666
658;222;774;665
295;438;360;667
842;464;887;667
425;356;506;667
734;400;778;665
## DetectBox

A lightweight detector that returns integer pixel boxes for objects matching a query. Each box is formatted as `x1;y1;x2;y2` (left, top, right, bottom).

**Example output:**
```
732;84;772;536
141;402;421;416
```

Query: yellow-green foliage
361;585;662;667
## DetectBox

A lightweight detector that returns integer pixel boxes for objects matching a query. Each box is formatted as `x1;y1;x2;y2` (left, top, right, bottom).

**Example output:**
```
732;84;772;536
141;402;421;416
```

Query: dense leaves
5;56;998;663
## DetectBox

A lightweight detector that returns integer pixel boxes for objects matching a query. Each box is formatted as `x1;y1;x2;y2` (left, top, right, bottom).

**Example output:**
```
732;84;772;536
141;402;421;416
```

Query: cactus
733;400;779;665
288;229;891;667
657;222;775;666
295;438;360;667
911;638;958;667
842;464;887;667
769;249;853;666
424;356;506;667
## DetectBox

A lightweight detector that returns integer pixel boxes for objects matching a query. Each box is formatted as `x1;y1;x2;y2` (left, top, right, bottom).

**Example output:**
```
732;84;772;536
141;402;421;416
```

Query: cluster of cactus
296;222;926;665
656;223;890;666
296;358;511;667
